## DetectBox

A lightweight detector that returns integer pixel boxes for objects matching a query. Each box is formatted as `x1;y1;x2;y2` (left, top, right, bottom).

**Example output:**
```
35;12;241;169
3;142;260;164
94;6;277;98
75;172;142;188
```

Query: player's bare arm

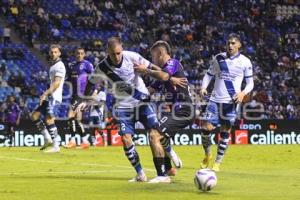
134;63;188;87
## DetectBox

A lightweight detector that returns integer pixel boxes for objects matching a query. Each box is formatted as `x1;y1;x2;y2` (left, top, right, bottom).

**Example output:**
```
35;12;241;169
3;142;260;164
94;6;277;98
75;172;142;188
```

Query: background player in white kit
31;44;66;153
200;33;254;171
89;88;107;146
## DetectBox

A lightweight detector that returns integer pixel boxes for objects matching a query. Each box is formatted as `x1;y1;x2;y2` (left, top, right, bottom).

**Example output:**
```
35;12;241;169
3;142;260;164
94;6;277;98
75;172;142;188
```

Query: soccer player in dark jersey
65;47;94;149
2;95;21;146
134;40;194;176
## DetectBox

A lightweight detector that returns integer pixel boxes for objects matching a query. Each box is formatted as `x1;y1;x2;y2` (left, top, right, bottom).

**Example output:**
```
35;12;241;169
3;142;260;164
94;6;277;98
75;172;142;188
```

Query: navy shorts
34;99;60;117
203;101;237;127
115;104;159;135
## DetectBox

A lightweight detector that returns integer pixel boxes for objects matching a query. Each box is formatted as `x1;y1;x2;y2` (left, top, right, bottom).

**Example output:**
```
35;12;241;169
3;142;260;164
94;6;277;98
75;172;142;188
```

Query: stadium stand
0;0;299;119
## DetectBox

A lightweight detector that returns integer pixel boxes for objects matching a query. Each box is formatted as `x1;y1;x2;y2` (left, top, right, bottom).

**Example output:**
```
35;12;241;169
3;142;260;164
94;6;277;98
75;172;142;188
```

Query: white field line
0;169;134;176
0;156;155;172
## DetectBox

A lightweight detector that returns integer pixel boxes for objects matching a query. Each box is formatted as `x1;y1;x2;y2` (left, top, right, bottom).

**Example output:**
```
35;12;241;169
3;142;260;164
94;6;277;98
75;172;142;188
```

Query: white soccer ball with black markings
194;169;217;192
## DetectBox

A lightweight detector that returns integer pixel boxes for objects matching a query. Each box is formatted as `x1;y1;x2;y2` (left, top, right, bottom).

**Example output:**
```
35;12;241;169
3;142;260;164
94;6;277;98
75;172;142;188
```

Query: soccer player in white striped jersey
200;33;254;171
31;44;66;153
80;37;182;183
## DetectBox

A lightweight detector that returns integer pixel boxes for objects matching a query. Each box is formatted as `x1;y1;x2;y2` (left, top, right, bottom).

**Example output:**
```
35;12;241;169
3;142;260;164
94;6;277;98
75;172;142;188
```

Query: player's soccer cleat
200;154;213;169
171;154;182;169
79;142;90;149
40;140;53;151
65;141;76;149
148;176;171;183
128;173;147;182
44;146;60;153
167;168;177;176
212;162;221;172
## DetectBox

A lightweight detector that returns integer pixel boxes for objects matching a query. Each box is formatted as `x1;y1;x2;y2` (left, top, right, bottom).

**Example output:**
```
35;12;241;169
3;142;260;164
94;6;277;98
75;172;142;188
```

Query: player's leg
44;100;61;153
6;123;14;146
158;115;182;170
139;104;171;183
116;108;146;182
122;133;147;182
212;124;231;172
160;137;177;176
66;108;77;148
212;103;236;172
89;116;97;146
200;122;215;169
9;123;16;146
31;101;52;150
158;106;194;173
200;101;218;168
66;97;85;148
76;111;90;149
44;115;60;153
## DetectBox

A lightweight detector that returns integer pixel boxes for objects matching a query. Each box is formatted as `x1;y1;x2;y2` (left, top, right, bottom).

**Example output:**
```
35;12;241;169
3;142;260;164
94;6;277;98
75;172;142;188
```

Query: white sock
41;129;52;143
82;134;90;144
53;136;60;148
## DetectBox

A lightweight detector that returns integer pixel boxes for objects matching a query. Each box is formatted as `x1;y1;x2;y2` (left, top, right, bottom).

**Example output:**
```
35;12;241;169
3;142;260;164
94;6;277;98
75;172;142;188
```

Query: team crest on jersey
167;60;175;66
80;64;84;70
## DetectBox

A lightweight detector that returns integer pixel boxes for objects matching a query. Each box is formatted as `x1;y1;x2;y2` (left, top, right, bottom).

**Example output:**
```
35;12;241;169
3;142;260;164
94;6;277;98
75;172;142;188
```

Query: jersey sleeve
88;63;104;84
244;59;253;78
131;52;151;68
86;62;94;73
163;60;179;76
54;63;66;78
15;104;21;113
207;56;218;76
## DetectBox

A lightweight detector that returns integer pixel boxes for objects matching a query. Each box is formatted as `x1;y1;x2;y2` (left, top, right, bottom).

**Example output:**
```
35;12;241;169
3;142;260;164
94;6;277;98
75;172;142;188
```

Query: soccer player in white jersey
89;89;107;146
200;33;254;171
80;37;182;183
31;44;66;153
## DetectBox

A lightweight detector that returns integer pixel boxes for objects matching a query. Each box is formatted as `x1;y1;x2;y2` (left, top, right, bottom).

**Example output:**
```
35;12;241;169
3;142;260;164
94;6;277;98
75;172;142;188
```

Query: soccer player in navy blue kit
65;47;94;149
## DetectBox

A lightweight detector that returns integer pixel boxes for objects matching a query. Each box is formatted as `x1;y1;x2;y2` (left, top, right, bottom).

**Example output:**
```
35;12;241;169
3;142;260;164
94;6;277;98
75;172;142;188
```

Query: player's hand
133;63;148;74
170;77;188;88
39;93;47;105
233;91;246;103
200;88;208;97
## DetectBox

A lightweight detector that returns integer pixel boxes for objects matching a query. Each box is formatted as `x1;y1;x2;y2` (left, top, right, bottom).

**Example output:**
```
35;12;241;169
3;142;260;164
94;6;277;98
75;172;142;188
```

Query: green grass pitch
0;145;299;200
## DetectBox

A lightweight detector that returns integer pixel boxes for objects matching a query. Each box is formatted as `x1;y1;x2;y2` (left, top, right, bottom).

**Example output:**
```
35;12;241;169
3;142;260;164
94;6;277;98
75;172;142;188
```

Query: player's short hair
75;47;85;52
107;36;122;48
49;44;62;52
227;33;241;43
150;40;171;55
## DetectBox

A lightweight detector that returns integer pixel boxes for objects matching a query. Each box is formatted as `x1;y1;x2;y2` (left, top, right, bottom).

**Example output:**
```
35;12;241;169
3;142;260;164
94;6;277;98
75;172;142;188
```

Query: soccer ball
194;169;217;192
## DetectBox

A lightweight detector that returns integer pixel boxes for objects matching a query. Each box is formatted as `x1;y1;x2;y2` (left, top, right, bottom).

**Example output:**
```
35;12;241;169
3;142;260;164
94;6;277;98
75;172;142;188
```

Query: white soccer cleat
172;156;183;169
128;173;147;182
40;139;53;151
44;146;60;153
168;150;183;169
148;176;171;183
